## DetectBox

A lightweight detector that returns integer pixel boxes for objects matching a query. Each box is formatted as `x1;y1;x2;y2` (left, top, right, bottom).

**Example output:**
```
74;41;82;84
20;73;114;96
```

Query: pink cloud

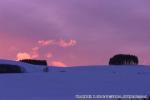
51;61;67;67
45;52;53;58
16;46;40;60
31;47;40;59
16;51;39;60
32;47;40;51
31;52;39;59
58;39;77;48
17;39;77;66
38;40;55;46
38;39;77;48
16;52;31;60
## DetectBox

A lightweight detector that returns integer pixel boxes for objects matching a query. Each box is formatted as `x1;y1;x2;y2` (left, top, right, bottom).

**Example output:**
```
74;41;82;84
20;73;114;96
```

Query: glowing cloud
32;47;39;51
31;47;40;59
31;52;39;59
51;61;67;67
16;52;31;60
38;40;54;46
38;39;77;48
46;52;53;58
16;39;77;65
58;39;77;48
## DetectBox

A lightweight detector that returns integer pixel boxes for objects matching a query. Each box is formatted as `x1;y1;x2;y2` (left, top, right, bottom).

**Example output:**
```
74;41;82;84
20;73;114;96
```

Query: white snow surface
0;60;150;100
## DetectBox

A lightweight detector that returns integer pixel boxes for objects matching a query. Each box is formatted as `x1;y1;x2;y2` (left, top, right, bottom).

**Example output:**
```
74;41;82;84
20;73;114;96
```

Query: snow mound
0;59;45;72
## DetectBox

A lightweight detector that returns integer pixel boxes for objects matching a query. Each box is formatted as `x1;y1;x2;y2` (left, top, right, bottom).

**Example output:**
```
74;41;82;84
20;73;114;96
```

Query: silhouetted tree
20;59;48;72
20;59;48;66
109;54;139;65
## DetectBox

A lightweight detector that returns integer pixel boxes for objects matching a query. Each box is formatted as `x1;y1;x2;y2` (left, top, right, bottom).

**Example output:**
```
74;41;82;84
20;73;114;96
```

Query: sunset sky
0;0;150;66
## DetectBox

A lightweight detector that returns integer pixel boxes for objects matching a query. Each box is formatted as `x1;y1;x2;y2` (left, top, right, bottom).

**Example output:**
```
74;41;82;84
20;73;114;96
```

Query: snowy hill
0;59;45;72
0;60;150;100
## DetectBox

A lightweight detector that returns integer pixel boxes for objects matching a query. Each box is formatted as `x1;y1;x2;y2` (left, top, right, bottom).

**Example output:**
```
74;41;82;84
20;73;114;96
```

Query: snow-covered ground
0;60;150;100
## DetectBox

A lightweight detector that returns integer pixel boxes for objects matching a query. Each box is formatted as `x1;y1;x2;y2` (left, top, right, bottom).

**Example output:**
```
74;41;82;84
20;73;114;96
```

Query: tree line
109;54;139;65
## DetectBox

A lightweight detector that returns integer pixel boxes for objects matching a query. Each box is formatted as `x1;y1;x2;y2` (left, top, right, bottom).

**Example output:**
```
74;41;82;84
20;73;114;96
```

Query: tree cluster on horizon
109;54;139;65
